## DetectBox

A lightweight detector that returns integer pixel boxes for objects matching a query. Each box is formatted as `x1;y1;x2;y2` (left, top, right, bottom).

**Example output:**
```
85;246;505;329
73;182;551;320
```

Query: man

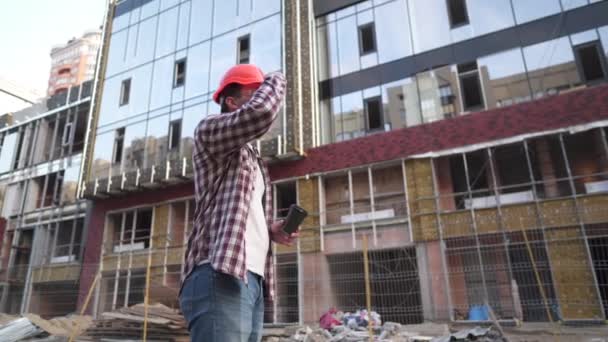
179;64;296;342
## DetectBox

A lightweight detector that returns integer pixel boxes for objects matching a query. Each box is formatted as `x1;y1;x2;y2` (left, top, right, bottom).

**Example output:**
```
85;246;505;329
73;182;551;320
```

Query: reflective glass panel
316;22;339;81
155;6;179;58
477;48;532;109
409;0;451;53
561;0;589;10
467;0;515;37
133;16;157;67
523;37;581;98
416;65;461;122
337;15;360;75
209;31;238;94
61;160;80;205
340;91;364;141
130;63;154;117
252;0;281;20
181;103;206;159
600;26;608;59
382;77;421;129
177;2;191;51
251;14;282;73
213;0;238;36
0;133;17;174
161;0;179;10
150;55;175;110
189;0;213;45
374;0;412;64
511;0;561;24
91;131;114;179
141;0;160;19
145;114;170;168
122;121;148;173
106;30;128;76
185;42;211;99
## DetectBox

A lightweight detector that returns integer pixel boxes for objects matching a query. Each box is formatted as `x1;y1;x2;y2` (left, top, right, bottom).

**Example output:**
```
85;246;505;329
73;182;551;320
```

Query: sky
0;0;107;97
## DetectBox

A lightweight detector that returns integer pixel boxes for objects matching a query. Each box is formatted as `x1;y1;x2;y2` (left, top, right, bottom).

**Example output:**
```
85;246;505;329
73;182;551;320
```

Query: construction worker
179;64;297;342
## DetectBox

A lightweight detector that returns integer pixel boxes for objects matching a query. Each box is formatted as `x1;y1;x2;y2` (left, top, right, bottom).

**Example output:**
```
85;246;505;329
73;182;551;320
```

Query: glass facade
91;0;283;180
317;1;608;144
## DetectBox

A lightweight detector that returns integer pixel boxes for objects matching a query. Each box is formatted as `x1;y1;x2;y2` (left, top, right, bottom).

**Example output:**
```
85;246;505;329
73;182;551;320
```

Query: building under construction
2;0;608;329
0;81;92;317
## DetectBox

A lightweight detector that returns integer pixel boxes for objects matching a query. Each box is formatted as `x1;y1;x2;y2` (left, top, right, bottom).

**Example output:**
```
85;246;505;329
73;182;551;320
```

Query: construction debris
0;317;43;342
262;322;505;342
77;303;188;341
0;314;92;342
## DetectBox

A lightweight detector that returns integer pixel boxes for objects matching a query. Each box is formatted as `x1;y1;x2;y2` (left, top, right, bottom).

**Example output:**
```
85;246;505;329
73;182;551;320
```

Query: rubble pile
262;308;506;342
78;303;188;341
0;314;92;342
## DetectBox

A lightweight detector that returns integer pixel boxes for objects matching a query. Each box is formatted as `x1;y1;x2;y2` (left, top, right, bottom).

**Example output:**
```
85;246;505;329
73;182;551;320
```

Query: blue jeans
179;264;265;342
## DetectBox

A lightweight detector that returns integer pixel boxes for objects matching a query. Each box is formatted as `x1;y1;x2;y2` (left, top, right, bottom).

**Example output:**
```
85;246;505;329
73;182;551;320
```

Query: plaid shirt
183;72;286;301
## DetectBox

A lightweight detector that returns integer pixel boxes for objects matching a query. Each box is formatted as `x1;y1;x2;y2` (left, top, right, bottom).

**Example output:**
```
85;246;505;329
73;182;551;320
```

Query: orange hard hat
212;64;264;104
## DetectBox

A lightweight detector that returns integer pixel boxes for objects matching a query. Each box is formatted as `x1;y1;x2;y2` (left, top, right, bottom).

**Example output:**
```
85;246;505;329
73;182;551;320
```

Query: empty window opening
237;35;250;64
62;122;72;147
120;78;131;106
275;182;297;218
72;109;88;152
271;253;299;323
493;143;533;194
365;96;384;131
327;248;423;324
168;119;182;151
12;130;25;170
458;61;485;110
447;0;469;27
110;208;153;253
575;41;606;83
174;59;186;87
358;23;377;55
112;128;125;164
49;218;84;264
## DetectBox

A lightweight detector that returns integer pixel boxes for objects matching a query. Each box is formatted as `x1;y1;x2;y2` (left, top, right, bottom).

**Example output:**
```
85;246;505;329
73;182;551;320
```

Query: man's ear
224;96;237;111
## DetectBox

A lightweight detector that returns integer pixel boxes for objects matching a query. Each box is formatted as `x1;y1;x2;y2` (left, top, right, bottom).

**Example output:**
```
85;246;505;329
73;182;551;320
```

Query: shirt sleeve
194;72;286;158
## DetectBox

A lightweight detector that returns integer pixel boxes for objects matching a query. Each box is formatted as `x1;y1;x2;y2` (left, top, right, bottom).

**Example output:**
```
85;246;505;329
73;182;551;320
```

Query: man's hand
270;220;298;246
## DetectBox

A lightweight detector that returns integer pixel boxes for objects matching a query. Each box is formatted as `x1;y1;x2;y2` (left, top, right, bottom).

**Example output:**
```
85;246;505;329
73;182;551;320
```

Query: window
458;62;484;110
58;68;71;75
119;78;131;106
275;182;297;218
12;130;25;170
237;35;250;64
112;128;125;164
168;119;181;151
574;41;607;83
447;0;469;27
364;97;384;131
62;122;72;147
174;59;186;87
109;208;153;252
358;23;377;55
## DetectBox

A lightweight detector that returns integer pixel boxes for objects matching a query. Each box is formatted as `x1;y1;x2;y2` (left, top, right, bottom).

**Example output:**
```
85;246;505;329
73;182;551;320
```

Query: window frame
446;0;470;29
168;119;182;151
173;58;187;88
573;40;608;84
112;127;125;165
119;78;131;106
364;96;384;132
237;34;251;64
358;22;377;56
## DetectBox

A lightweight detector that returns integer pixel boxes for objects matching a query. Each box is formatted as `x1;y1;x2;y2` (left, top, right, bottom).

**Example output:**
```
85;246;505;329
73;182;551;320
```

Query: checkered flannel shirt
182;72;286;301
